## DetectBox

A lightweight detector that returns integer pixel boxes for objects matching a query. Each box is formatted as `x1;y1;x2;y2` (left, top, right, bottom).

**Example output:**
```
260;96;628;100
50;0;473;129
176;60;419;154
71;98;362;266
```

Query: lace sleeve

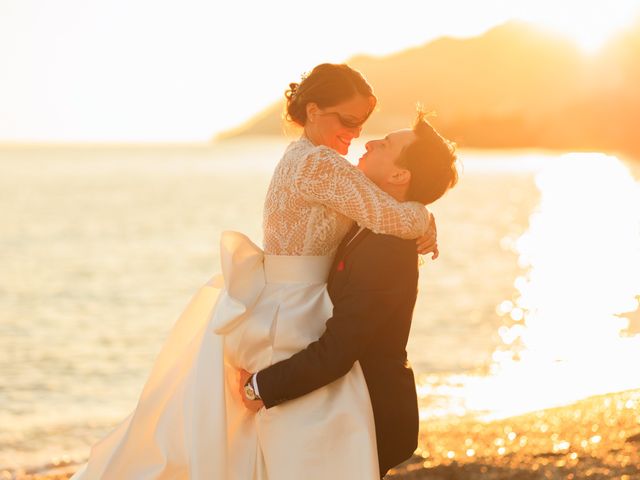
294;147;431;239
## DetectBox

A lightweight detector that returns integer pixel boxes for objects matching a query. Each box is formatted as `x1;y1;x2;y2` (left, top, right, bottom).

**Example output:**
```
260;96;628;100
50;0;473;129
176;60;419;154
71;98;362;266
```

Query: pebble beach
389;389;640;480
6;388;639;480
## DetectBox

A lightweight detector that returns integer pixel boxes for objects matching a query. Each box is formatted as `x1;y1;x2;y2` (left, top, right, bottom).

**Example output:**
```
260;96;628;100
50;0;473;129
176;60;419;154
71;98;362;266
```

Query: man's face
357;129;416;188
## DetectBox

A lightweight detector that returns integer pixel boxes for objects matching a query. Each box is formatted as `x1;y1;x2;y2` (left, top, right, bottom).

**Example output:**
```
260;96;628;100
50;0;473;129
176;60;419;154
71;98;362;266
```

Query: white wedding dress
71;137;430;480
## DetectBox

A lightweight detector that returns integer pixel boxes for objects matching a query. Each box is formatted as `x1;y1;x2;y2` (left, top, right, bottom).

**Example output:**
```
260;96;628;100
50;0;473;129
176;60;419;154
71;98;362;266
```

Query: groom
240;113;458;477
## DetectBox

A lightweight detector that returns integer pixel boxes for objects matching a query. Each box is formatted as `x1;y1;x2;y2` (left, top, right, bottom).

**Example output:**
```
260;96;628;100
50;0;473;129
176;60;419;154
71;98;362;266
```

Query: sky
1;0;639;143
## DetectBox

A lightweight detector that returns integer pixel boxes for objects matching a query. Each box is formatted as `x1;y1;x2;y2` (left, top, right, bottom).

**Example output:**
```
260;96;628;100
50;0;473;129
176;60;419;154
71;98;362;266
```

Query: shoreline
5;389;640;480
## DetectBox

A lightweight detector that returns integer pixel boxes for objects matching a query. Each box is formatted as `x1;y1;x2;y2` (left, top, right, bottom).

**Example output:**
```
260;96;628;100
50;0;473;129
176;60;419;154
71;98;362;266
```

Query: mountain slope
218;21;640;155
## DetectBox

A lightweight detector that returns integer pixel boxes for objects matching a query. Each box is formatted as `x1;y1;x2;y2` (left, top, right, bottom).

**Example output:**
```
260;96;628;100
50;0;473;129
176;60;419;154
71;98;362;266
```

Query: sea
1;137;639;472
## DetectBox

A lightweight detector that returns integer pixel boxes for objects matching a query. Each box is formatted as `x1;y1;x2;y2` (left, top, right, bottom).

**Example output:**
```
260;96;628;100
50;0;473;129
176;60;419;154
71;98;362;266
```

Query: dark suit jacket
257;228;420;477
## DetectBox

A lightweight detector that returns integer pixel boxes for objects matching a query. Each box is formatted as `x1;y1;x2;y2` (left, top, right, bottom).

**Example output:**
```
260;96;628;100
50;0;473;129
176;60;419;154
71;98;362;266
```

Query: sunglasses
317;110;371;129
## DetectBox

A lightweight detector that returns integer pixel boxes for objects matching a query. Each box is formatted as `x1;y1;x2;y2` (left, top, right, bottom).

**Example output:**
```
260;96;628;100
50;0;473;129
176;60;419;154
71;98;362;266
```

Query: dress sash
212;232;331;334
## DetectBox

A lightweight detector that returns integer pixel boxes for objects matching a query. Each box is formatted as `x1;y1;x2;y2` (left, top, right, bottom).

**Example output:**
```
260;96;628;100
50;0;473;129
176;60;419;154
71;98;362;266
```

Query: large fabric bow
210;231;266;335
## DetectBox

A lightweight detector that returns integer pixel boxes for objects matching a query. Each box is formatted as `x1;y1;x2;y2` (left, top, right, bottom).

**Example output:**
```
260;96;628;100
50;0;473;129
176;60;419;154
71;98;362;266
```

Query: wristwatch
244;374;261;401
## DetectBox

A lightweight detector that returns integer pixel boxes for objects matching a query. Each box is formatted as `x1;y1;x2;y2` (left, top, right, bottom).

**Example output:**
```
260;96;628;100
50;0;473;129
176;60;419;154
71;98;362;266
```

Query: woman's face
305;94;375;155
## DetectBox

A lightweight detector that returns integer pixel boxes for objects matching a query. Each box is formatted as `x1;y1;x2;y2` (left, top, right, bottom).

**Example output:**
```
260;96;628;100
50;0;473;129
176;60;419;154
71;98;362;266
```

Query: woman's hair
285;63;376;126
397;111;459;205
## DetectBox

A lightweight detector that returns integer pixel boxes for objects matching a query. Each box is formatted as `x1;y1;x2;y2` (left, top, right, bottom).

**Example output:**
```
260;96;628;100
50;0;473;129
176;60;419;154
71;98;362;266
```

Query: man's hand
416;213;439;259
238;369;264;412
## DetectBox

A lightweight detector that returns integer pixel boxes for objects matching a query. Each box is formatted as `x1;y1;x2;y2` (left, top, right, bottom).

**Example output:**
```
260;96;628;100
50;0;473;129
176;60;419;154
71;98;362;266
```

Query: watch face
244;384;256;401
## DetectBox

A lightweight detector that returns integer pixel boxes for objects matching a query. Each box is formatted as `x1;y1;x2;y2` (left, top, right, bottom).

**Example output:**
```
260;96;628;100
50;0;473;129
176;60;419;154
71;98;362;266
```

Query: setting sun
519;1;639;53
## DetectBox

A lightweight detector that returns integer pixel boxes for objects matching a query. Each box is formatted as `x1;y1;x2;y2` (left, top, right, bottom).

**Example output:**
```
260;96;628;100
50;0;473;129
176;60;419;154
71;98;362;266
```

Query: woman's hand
416;213;439;259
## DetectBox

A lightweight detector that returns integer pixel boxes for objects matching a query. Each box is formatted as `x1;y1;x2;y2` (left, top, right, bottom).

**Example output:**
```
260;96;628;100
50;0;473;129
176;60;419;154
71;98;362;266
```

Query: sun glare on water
421;153;640;421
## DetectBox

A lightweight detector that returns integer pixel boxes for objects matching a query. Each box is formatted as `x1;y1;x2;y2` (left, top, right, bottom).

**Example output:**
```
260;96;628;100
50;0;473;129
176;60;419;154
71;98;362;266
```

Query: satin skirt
72;232;379;480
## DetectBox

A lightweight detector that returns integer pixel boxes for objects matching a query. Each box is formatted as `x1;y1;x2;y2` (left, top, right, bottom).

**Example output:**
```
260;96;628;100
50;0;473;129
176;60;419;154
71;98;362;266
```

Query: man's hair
396;111;459;205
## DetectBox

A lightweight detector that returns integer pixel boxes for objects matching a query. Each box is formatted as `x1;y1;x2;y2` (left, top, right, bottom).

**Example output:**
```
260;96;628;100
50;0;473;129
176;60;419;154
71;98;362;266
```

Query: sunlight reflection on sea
416;152;640;422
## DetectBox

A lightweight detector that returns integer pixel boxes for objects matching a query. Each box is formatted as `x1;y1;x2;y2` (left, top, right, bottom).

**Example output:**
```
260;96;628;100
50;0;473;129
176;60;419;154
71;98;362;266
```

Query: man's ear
389;168;411;186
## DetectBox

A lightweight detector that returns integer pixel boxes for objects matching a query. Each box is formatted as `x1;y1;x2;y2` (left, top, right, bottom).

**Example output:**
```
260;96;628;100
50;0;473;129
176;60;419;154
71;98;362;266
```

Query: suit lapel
340;228;370;259
328;227;371;285
336;223;360;253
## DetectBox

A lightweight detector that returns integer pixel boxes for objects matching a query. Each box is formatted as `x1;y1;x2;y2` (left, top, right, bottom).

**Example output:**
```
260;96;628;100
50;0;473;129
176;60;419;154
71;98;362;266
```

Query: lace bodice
262;137;431;256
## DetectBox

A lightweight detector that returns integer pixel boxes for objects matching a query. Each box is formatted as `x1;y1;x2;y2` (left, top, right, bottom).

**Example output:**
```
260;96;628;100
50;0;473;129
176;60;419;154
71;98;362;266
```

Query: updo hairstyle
285;63;376;126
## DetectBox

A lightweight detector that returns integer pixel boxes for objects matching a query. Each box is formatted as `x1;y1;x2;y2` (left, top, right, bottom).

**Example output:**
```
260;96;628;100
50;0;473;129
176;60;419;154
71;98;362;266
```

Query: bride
72;63;434;479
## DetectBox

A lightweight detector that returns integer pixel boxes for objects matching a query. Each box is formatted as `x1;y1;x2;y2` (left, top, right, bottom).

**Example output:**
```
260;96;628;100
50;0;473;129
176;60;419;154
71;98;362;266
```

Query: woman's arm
294;147;430;239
